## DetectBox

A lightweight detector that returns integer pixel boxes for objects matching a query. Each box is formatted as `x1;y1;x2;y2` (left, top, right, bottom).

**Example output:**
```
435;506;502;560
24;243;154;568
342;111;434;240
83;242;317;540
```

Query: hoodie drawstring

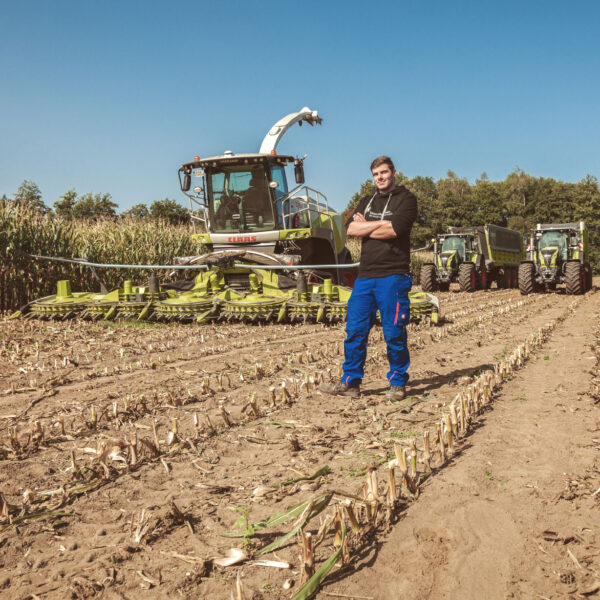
364;191;393;221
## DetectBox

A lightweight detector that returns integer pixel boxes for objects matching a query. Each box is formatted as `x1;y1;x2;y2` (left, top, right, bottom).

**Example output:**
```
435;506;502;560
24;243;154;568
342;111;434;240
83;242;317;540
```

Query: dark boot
319;381;360;398
386;385;406;402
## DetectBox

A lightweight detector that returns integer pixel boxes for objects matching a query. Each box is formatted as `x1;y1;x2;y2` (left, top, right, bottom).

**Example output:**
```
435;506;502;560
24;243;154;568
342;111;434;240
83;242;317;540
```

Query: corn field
0;202;197;312
1;202;431;313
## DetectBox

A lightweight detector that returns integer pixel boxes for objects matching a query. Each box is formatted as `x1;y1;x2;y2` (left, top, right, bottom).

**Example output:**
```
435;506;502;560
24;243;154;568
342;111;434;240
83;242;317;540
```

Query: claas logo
227;236;257;243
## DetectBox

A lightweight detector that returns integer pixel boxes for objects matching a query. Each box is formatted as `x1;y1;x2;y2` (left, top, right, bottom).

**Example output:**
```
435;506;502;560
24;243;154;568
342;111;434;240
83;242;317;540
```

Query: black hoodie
347;185;417;278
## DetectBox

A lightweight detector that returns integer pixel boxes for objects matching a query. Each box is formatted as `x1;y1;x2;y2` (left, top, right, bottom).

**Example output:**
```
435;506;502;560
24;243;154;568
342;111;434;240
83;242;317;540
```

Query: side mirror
294;160;305;185
182;173;191;192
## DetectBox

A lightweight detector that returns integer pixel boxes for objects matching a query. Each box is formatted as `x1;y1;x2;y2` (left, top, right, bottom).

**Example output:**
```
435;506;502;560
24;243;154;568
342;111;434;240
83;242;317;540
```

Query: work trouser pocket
393;292;410;327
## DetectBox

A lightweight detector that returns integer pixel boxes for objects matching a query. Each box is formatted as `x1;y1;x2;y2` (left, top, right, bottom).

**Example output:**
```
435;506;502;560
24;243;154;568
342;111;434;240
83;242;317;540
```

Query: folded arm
368;221;397;239
347;213;389;238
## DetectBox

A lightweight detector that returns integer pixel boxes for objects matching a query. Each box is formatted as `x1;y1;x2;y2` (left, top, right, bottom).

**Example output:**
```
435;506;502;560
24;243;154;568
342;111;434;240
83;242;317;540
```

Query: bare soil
0;285;599;599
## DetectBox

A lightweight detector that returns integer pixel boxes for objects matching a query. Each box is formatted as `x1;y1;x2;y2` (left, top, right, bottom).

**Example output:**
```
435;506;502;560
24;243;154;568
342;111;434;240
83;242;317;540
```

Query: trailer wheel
420;264;437;292
518;263;535;295
565;261;584;295
458;263;476;292
584;262;593;291
505;267;513;288
479;265;488;290
496;270;506;289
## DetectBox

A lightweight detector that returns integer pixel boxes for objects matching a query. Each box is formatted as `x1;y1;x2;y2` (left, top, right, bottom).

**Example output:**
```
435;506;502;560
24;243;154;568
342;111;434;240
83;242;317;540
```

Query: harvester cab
178;107;350;284
519;222;592;295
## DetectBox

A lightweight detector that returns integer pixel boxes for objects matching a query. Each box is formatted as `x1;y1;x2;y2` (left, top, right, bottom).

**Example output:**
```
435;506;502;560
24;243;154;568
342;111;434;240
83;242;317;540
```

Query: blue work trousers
341;274;412;388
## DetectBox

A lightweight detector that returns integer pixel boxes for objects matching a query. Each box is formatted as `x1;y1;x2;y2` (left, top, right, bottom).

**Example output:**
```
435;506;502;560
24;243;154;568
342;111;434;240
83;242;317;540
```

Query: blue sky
1;0;599;213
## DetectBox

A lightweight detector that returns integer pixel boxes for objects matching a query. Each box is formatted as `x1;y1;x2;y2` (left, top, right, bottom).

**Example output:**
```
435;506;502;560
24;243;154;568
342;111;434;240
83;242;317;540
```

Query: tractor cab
440;235;467;263
436;234;477;270
537;231;568;268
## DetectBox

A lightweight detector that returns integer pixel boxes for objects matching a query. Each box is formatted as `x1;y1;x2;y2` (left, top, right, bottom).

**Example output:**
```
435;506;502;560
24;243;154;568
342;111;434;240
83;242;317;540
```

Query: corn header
13;107;440;324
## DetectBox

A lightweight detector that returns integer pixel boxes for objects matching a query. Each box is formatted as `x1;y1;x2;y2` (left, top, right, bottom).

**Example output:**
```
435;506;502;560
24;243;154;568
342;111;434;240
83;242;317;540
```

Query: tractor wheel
458;263;477;293
518;263;535;295
420;264;437;292
479;265;489;290
438;281;450;292
584;262;593;291
565;261;584;295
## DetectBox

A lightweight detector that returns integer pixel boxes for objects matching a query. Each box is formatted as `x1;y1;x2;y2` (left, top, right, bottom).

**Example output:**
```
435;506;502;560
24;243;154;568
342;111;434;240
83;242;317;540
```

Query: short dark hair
370;155;395;172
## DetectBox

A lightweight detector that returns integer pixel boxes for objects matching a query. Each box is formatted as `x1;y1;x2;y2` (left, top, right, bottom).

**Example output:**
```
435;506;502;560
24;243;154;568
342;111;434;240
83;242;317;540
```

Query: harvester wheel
565;261;584;295
518;263;535;295
458;263;476;293
420;264;437;292
584;262;593;291
340;250;357;288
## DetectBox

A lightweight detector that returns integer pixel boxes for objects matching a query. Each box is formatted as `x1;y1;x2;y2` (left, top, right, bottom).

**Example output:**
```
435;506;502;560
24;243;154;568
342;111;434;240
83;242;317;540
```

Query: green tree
122;203;150;219
72;192;118;219
13;180;50;214
149;199;190;224
472;178;506;226
433;171;475;231
54;189;78;219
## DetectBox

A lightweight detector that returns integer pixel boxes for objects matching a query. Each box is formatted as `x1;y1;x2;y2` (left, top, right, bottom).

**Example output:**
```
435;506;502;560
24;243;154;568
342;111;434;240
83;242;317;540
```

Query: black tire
518;262;535;295
420;264;437;292
508;267;516;288
584;262;593;291
496;270;506;289
458;263;477;292
565;261;584;295
478;265;489;290
338;248;357;288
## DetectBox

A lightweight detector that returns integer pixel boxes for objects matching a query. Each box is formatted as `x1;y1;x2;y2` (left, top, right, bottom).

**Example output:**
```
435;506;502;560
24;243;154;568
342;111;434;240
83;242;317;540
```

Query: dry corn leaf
212;547;248;567
250;559;291;569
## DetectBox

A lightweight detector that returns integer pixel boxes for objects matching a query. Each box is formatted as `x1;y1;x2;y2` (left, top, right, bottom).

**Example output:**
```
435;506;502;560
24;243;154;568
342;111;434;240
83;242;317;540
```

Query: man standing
322;156;417;401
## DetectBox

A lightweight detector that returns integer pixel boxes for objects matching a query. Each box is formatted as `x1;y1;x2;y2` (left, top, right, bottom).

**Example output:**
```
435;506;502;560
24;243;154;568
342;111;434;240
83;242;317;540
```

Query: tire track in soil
330;290;600;600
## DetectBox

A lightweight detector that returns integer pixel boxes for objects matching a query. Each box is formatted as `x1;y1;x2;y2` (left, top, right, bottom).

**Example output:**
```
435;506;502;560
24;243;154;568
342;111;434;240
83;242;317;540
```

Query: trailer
420;224;524;292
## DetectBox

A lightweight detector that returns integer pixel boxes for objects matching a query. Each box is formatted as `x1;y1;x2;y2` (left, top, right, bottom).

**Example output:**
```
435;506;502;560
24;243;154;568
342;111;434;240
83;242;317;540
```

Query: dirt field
1;285;599;599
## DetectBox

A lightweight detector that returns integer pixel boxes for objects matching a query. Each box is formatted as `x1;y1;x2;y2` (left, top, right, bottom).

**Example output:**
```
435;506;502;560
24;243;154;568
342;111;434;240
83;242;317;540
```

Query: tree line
348;168;600;268
2;180;191;225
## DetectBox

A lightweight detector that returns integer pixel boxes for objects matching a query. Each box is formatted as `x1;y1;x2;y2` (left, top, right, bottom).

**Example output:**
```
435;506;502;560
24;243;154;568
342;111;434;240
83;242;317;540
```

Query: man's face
372;164;396;193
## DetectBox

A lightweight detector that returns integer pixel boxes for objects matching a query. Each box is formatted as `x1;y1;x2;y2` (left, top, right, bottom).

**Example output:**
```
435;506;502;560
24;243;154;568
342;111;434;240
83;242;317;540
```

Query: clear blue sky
2;0;599;213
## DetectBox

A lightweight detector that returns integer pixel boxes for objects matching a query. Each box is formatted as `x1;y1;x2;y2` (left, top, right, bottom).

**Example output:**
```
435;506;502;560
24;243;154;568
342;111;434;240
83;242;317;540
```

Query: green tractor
518;222;592;295
420;225;524;292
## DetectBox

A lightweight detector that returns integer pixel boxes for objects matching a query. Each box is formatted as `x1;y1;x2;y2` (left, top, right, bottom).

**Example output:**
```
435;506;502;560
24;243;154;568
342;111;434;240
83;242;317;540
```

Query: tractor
518;222;592;295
